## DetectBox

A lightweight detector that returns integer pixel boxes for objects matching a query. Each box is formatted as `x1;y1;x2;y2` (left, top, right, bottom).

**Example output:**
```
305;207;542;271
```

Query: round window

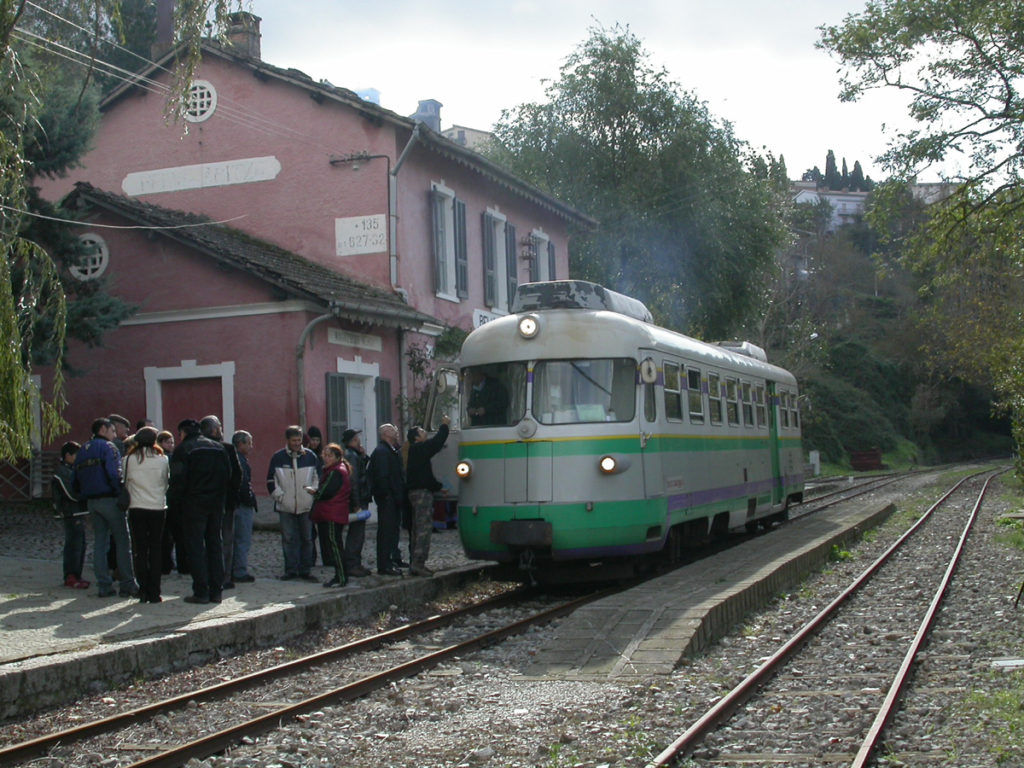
184;79;217;123
69;234;109;281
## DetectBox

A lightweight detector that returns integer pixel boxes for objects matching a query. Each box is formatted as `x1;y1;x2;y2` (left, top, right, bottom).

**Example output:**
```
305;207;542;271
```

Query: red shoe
64;576;90;589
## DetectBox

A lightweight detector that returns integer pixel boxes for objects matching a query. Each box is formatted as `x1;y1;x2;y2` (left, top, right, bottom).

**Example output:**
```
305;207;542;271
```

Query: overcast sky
253;0;919;182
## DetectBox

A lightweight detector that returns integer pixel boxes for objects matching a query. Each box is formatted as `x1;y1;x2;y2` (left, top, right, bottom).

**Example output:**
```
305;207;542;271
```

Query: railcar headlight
598;454;631;475
518;314;540;338
455;460;473;480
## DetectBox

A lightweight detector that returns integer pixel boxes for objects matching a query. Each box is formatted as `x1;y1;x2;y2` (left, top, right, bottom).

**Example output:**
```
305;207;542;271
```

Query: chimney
411;99;443;132
226;11;261;60
152;0;174;60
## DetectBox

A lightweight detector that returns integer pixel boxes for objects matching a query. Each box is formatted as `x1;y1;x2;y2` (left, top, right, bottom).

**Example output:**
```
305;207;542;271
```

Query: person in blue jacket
72;417;138;598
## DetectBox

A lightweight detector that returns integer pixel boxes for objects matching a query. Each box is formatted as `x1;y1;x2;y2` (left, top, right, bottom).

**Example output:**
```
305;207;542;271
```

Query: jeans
62;515;88;579
232;505;255;578
279;510;313;576
90;496;136;593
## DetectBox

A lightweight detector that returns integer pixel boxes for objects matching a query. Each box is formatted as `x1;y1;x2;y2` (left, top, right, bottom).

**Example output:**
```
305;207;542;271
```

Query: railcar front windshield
533;358;636;424
461;363;527;427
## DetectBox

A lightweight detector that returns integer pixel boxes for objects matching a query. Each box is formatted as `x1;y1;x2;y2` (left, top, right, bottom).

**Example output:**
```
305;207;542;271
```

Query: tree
824;150;840;190
0;0;242;461
487;25;787;338
802;166;823;184
849;161;866;192
820;0;1024;471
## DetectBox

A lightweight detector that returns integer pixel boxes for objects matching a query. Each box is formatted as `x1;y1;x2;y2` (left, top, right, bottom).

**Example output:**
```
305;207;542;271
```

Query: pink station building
33;12;593;500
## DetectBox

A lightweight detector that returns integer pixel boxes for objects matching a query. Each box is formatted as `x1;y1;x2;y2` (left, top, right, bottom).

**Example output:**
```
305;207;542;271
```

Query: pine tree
824;150;841;190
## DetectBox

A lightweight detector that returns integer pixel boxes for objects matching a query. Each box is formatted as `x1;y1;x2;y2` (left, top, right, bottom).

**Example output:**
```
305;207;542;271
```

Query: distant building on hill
442;125;495;152
791;179;959;232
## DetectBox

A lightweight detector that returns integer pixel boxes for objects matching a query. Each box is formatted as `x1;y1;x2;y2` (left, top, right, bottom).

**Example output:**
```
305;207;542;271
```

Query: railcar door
639;352;664;498
767;381;783;506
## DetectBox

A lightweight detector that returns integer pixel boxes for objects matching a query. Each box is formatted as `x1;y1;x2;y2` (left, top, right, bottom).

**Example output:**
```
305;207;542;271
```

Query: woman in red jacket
310;443;367;588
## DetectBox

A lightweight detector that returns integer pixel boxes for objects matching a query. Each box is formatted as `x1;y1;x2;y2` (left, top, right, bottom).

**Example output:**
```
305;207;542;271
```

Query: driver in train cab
467;368;509;426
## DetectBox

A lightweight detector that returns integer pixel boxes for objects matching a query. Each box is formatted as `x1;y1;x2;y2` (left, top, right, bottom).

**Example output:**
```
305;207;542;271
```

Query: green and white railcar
455;281;804;580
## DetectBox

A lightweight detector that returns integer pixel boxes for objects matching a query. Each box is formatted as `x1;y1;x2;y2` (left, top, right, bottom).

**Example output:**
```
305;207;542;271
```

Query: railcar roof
461;309;798;386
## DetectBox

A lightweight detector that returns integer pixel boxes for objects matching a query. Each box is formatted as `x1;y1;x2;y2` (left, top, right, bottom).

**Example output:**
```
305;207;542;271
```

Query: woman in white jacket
123;427;170;603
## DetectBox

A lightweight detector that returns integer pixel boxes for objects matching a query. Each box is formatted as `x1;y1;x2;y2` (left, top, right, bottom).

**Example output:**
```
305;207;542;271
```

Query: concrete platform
0;506;479;719
523;502;896;680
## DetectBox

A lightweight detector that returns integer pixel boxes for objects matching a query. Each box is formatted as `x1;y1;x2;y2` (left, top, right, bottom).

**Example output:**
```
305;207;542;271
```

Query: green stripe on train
460;434;786;459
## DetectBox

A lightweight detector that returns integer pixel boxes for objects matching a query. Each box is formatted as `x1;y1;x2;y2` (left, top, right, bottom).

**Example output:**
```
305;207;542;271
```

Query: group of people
266;416;451;587
53;412;451;601
54;413;257;604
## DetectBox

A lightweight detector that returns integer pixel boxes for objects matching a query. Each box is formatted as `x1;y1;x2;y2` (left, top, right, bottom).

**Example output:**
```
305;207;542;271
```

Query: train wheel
662;526;684;566
772;499;791;525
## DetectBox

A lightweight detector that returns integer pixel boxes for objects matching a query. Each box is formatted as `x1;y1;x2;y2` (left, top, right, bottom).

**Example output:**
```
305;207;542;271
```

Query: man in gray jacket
266;425;319;582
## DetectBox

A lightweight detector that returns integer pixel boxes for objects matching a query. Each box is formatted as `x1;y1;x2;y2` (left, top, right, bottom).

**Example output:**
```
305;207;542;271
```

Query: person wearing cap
341;428;371;577
404;415;450;577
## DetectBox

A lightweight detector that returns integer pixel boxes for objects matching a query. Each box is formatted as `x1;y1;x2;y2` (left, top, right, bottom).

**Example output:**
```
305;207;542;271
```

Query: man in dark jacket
230;430;258;583
368;423;405;576
405;415;450;576
200;416;242;591
342;428;372;577
169;419;233;604
73;417;138;598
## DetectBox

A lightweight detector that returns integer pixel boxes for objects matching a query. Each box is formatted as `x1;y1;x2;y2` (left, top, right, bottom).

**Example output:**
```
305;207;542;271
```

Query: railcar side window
687;368;704;424
726;378;740;426
644;383;657;422
533;358;637;424
755;385;767;427
462;363;526;427
741;382;754;427
663;362;683;421
780;391;790;428
791;396;800;429
708;373;723;425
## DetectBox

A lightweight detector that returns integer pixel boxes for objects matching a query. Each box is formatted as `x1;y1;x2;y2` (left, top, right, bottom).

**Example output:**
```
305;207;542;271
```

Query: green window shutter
326;373;348;445
430;189;446;293
483;213;496;307
376;378;392;426
547;240;556;280
505;223;518;308
455;198;468;298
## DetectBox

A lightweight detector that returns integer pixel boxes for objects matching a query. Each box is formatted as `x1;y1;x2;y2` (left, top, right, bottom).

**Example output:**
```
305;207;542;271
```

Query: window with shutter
548;240;556;281
528;230;551;281
430;182;459;301
528;234;539;282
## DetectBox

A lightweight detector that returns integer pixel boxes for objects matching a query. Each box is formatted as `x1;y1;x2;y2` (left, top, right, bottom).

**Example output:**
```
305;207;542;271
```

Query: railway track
0;586;612;767
647;469;1004;767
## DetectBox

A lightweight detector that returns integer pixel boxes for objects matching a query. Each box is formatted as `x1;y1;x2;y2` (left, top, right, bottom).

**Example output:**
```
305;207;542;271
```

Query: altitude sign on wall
335;214;387;256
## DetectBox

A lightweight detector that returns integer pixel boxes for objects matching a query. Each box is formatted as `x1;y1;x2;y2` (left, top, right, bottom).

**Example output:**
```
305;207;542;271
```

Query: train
446;280;804;582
